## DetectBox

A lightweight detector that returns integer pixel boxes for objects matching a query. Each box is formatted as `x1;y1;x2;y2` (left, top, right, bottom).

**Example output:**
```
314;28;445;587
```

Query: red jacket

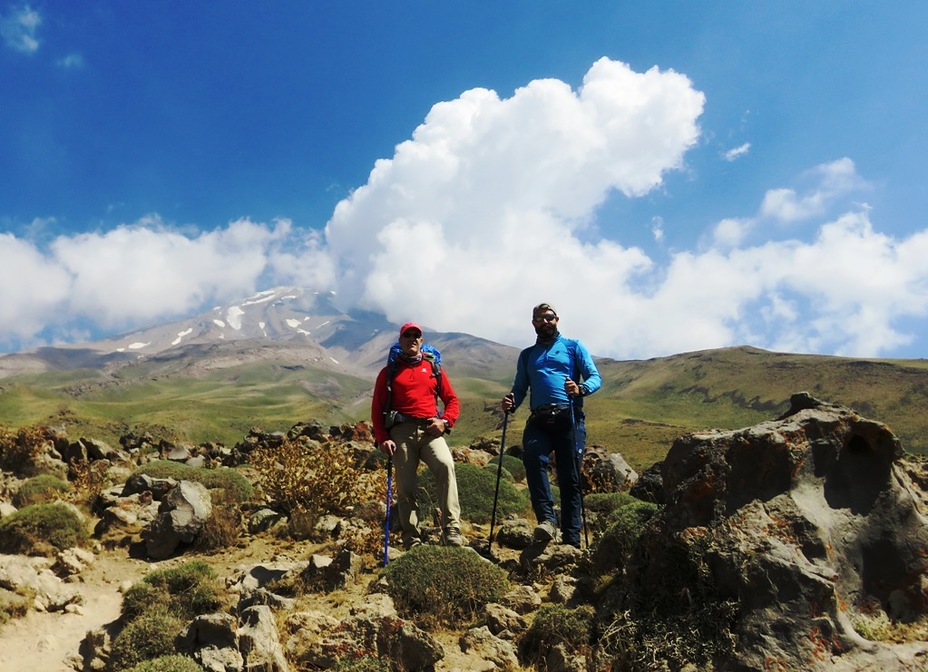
371;358;460;444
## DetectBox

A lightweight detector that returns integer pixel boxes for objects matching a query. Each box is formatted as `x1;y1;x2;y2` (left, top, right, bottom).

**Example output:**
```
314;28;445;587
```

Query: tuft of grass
120;560;225;624
120;655;205;672
330;656;392;672
130;460;255;502
850;608;928;643
385;545;510;628
13;474;71;507
417;462;531;526
107;611;185;672
0;503;89;556
519;605;595;667
0;585;36;625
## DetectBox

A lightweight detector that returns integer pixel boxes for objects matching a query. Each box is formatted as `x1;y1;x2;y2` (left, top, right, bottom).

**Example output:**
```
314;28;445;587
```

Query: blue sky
2;2;927;360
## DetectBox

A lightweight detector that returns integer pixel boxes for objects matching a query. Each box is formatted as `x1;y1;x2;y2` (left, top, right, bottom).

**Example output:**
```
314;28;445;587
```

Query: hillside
3;337;928;472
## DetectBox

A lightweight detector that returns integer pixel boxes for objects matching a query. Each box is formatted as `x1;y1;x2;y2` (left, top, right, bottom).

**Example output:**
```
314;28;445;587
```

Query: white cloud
49;216;290;328
759;157;866;223
326;57;705;346
2;60;926;361
711;218;751;248
56;53;85;69
1;4;40;54
651;216;665;243
722;143;750;161
0;233;70;341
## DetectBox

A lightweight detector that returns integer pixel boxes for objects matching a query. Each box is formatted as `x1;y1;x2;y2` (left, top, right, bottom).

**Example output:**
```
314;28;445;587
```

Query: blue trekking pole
487;409;511;559
383;456;393;566
569;396;589;548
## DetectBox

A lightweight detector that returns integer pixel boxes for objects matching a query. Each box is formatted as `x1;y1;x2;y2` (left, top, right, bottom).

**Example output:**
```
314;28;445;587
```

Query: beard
534;323;558;340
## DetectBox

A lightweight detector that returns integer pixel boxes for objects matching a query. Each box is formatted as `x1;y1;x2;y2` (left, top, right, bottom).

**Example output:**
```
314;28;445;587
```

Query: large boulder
143;480;213;560
615;392;928;671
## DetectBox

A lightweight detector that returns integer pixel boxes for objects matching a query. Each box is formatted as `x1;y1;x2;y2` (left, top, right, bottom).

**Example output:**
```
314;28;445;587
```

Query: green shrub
121;561;224;624
485;463;514;482
584;492;651;538
13;474;71;507
520;604;595;666
588;498;657;576
0;503;89;556
121;654;204;672
108;611;185;672
331;656;392;672
385;545;510;628
131;460;255;502
417;462;531;525
584;492;638;515
485;454;526;482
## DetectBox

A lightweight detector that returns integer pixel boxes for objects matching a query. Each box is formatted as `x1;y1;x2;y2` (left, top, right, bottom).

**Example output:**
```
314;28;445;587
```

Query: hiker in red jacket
371;322;465;549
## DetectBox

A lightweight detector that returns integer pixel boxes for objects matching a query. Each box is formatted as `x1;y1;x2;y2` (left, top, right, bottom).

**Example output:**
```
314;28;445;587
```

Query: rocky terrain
2;392;928;671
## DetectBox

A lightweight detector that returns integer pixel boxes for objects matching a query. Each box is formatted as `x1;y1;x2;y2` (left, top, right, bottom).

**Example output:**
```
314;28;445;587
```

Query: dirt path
0;551;150;672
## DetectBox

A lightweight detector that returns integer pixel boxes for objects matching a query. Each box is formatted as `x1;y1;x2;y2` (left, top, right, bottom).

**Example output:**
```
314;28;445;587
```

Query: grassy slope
2;346;927;470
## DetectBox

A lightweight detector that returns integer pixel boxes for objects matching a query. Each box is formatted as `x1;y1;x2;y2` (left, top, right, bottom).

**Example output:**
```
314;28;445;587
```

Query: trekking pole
569;396;589;548
383;456;393;566
487;409;510;558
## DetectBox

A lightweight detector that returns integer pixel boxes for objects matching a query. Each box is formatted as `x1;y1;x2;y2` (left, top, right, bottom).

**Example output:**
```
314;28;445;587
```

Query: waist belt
530;403;571;417
394;413;432;425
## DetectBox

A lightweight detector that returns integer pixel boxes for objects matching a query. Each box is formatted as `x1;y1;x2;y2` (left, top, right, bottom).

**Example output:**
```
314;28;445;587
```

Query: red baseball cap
399;322;423;338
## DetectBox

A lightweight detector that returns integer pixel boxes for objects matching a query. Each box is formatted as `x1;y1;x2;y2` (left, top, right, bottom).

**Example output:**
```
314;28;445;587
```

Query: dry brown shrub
67;458;109;506
193;490;244;552
0;424;55;476
250;437;379;520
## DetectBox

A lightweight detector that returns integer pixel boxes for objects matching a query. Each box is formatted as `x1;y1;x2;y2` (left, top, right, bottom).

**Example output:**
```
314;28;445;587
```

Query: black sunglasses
533;314;557;322
401;331;422;338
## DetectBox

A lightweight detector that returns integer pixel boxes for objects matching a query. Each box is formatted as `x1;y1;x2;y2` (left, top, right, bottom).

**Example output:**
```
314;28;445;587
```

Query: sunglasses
533;314;557;323
401;331;422;338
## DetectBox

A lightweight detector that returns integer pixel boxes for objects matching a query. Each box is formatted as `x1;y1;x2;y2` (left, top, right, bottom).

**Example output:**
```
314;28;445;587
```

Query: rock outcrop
615;392;928;671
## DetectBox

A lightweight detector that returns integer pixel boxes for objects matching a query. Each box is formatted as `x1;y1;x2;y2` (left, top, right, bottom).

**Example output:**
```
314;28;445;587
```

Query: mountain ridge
3;287;928;465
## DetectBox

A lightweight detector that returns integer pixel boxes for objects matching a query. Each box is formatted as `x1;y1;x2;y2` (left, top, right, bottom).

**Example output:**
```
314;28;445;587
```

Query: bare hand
426;417;446;437
380;440;396;457
501;393;515;413
565;379;581;397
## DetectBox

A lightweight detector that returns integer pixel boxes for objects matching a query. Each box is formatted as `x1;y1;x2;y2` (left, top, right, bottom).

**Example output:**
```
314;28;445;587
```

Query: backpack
383;342;443;420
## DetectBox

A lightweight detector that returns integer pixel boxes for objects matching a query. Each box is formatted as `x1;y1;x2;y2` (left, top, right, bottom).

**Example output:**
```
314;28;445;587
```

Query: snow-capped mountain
91;287;374;355
0;287;519;382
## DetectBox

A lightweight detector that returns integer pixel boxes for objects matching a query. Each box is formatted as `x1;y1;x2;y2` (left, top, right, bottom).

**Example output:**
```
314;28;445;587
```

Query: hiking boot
444;528;467;547
533;520;559;543
403;536;423;551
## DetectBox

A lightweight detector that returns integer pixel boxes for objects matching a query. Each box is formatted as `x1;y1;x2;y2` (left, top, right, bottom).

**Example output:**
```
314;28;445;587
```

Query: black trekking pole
487;409;510;559
383;456;393;566
569;396;589;548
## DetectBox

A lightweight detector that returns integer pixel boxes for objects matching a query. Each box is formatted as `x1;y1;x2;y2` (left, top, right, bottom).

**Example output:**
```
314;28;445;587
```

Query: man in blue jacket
501;303;601;548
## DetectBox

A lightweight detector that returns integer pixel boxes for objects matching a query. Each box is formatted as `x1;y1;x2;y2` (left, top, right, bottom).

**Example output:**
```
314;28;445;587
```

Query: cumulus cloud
1;3;40;53
0;217;313;349
2;59;926;360
326;57;705;347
